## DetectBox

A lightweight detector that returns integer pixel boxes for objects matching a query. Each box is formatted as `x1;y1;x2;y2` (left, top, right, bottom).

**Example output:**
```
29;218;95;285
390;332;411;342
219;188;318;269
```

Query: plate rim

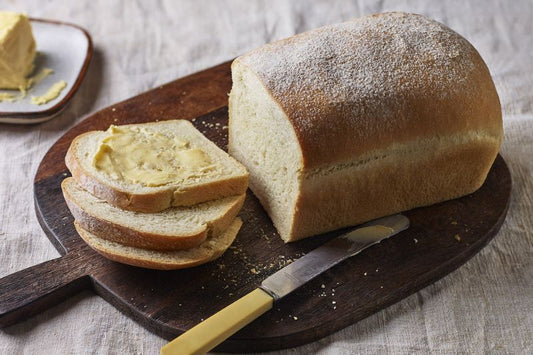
0;18;93;124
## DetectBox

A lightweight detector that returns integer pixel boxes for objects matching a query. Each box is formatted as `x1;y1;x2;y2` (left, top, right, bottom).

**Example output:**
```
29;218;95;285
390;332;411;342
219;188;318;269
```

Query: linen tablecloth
1;0;531;353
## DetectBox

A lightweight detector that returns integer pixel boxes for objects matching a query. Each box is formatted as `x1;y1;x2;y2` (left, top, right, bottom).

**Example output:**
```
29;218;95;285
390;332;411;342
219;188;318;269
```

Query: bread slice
66;120;248;213
62;177;245;251
75;218;242;270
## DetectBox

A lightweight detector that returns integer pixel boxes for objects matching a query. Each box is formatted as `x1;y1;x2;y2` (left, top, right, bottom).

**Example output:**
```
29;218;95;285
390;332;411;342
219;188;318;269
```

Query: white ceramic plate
0;19;92;124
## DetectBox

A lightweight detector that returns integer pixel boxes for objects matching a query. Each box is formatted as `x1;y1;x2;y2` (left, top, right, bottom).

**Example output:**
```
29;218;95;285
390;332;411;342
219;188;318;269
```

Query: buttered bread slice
66;120;249;212
0;12;36;90
75;218;242;270
62;177;245;251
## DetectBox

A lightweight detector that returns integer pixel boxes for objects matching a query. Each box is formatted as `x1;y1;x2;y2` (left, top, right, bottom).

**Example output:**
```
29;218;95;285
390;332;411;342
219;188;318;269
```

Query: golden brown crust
237;12;502;170
288;137;500;241
75;218;242;270
171;176;249;207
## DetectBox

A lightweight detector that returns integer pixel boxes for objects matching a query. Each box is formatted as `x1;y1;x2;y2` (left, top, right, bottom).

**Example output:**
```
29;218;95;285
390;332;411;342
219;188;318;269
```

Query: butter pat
0;12;36;90
0;92;16;102
93;125;215;186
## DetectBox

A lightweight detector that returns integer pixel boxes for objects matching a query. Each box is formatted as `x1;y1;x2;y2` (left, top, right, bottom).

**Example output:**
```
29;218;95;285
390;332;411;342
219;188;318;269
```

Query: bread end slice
75;218;242;270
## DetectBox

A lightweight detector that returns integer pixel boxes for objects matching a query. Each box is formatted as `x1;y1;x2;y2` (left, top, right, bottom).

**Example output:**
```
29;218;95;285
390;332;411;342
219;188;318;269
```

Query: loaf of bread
229;12;502;242
66;120;248;213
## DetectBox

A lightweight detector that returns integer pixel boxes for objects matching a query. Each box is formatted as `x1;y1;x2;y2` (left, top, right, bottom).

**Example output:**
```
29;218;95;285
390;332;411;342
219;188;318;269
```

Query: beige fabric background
1;0;532;354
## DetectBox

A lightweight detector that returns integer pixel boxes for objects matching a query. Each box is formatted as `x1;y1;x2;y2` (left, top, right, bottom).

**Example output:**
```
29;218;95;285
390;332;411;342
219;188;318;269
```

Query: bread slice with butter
62;177;245;251
66;120;249;213
75;218;242;270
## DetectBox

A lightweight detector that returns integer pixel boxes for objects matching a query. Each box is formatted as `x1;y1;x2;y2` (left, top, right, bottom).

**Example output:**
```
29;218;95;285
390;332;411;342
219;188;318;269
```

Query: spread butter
93;125;214;186
31;80;67;105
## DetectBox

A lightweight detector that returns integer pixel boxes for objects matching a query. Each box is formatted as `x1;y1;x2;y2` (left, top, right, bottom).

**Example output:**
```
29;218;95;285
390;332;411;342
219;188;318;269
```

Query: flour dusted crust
237;12;501;169
229;12;502;242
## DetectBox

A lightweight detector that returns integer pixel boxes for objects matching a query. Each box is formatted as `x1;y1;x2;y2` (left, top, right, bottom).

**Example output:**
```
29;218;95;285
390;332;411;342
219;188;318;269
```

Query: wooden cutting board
0;61;511;352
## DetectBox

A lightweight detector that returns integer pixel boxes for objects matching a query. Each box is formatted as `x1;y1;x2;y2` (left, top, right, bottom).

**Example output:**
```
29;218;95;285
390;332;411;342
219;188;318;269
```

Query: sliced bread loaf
229;12;502;242
66;119;248;213
75;218;242;270
62;177;245;251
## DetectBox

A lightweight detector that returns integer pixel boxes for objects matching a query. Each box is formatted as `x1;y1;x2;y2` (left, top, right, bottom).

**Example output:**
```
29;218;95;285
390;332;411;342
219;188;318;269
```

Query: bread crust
236;12;502;170
289;136;499;241
65;121;249;213
62;178;245;251
75;218;242;270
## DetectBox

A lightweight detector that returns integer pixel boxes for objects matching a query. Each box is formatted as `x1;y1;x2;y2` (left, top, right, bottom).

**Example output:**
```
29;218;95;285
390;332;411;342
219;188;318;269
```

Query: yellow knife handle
161;288;274;355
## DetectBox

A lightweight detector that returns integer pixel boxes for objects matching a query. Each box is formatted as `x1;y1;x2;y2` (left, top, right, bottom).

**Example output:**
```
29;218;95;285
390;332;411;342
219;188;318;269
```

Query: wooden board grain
0;61;511;352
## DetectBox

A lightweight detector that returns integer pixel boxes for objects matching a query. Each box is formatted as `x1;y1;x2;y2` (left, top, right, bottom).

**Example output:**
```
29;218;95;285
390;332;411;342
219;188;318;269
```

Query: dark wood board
0;61;511;352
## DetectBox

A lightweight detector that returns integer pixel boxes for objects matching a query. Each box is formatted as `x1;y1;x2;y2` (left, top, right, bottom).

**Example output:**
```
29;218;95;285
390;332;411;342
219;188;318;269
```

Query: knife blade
161;214;409;355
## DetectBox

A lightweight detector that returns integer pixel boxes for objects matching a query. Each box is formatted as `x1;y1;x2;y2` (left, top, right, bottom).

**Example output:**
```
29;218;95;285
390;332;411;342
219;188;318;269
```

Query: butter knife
161;214;409;355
